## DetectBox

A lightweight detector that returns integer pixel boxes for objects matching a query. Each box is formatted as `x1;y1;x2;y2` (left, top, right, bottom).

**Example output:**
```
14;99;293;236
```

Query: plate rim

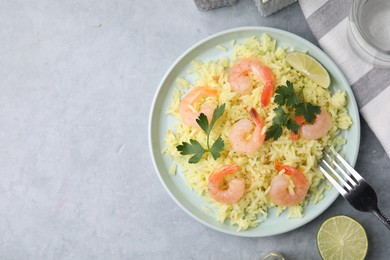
148;26;361;237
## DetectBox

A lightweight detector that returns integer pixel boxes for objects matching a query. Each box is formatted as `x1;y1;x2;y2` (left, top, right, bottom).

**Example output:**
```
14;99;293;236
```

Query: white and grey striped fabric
299;0;390;157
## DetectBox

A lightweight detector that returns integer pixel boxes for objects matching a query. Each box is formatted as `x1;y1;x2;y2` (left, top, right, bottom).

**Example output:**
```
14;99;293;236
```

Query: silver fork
319;148;390;230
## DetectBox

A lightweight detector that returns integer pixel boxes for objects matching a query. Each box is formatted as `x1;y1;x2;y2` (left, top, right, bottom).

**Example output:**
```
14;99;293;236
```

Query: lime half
286;52;331;88
317;215;368;260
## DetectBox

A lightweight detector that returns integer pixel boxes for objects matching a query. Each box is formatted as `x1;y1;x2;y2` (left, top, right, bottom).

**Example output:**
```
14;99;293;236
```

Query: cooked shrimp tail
229;107;266;154
290;109;331;140
300;108;331;140
178;86;218;128
270;162;309;206
208;164;245;204
274;160;298;175
249;107;264;126
259;65;275;107
228;58;275;107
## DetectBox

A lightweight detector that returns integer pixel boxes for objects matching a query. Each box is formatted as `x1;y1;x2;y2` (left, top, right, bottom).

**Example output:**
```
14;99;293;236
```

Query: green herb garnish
177;104;225;163
266;81;321;141
295;102;321;124
273;80;300;107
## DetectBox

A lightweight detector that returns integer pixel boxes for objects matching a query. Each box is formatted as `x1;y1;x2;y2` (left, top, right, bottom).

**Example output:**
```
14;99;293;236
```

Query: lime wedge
286;52;331;88
317;215;368;260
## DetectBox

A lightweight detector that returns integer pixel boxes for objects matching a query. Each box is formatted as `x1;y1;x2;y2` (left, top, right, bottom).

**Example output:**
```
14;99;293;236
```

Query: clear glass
348;0;390;68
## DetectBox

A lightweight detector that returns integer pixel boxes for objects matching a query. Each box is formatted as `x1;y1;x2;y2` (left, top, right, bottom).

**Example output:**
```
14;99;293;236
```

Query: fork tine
321;160;353;191
324;152;359;186
332;158;359;186
330;147;363;182
319;166;348;195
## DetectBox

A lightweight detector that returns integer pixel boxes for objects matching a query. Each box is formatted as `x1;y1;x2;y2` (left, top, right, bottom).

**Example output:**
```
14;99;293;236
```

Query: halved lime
317;215;368;260
286;52;331;88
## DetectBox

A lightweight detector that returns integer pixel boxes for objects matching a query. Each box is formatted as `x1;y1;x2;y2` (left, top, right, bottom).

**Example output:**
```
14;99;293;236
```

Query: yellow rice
163;34;352;231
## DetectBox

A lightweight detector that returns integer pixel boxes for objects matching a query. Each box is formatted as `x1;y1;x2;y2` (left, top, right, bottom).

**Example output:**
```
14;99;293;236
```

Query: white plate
149;27;360;237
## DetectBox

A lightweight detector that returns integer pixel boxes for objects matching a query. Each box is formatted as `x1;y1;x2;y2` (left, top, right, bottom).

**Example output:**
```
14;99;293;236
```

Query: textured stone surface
0;0;389;259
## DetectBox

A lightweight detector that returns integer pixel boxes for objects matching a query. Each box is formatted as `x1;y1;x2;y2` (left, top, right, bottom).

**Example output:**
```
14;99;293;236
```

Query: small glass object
261;251;285;260
193;0;238;11
348;0;390;68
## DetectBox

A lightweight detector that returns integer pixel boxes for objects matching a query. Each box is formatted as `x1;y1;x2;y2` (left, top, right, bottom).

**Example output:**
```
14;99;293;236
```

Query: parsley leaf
210;136;224;160
286;118;300;134
274;81;300;106
177;139;206;164
295;102;321;124
209;103;226;132
266;81;321;141
176;104;226;164
272;107;289;125
265;124;283;141
266;107;290;140
196;113;209;134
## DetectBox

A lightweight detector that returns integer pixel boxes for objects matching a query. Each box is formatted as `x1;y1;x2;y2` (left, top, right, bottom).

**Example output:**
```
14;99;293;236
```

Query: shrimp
208;164;245;204
269;162;309;207
178;86;218;128
300;108;332;140
228;58;275;107
229;107;266;154
290;115;305;140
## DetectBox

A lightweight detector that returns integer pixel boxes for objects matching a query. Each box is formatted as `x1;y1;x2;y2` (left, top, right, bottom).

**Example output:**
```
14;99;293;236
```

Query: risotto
163;34;352;231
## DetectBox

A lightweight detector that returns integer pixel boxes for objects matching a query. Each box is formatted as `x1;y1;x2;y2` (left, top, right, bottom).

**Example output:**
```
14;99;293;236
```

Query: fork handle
372;208;390;230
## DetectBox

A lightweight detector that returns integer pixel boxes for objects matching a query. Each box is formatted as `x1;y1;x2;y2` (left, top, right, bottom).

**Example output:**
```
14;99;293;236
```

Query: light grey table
0;0;389;259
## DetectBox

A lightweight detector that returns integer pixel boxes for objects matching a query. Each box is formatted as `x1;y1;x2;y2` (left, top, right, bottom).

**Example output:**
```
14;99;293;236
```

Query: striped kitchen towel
299;0;390;157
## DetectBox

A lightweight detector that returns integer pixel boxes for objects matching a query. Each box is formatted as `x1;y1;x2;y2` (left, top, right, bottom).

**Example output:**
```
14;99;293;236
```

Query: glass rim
350;0;390;60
